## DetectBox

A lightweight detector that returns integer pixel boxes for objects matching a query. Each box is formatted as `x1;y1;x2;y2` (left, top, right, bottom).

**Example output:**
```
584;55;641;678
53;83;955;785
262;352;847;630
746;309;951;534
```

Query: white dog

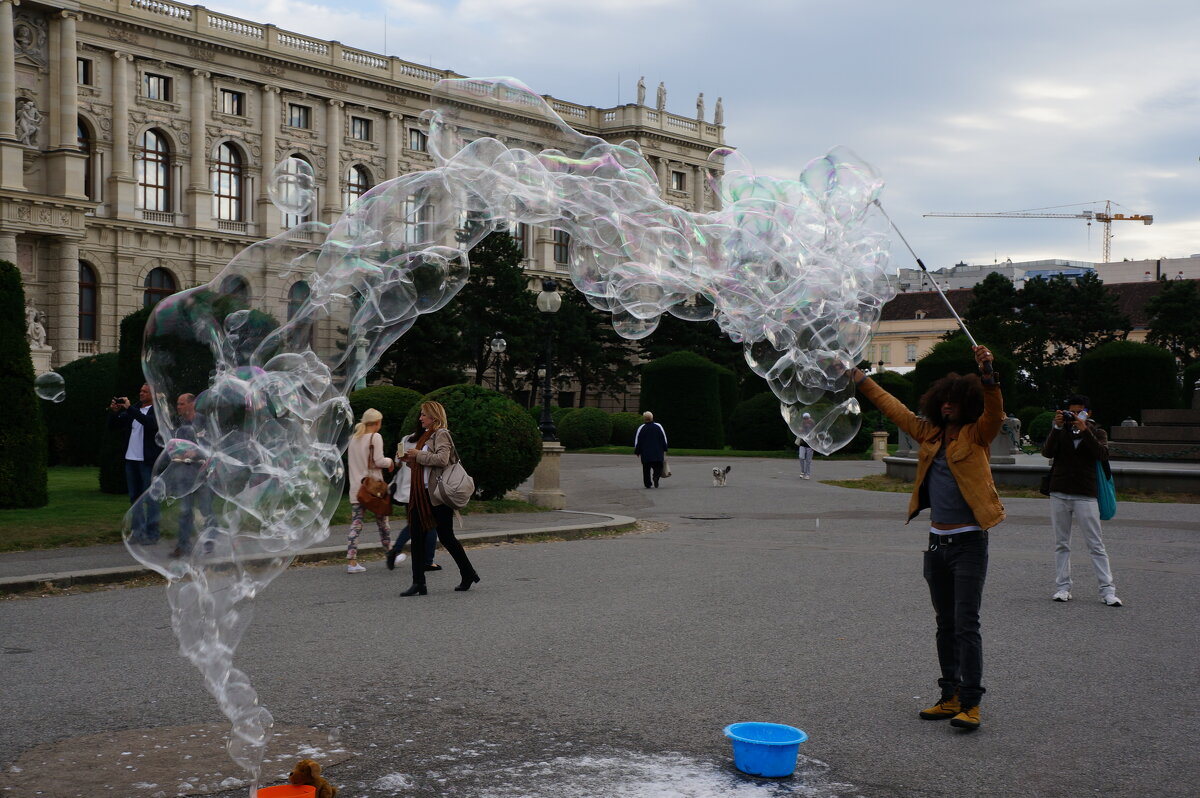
711;466;732;486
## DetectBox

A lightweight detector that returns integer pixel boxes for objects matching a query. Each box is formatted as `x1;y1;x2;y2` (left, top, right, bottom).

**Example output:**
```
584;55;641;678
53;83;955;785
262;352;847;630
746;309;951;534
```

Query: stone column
871;430;889;460
45;11;87;198
53;238;80;367
0;231;17;265
527;441;567;509
385;112;401;180
107;52;135;216
692;163;704;212
258;84;279;232
324;99;343;219
655;156;668;194
186;69;212;227
0;0;21;189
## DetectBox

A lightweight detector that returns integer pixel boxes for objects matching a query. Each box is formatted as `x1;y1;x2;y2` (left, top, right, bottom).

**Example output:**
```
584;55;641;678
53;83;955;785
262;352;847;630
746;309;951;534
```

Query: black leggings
410;504;475;586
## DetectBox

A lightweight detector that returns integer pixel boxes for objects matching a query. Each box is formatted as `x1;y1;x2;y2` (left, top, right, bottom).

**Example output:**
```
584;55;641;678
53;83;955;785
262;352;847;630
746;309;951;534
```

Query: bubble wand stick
873;200;992;374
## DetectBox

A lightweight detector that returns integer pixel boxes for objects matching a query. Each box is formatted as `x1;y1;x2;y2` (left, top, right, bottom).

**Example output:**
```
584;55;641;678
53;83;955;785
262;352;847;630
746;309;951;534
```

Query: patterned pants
348;502;391;561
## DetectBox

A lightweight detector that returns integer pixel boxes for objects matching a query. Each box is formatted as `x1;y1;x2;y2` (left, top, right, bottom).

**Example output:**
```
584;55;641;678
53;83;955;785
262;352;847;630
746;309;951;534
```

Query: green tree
553;286;638;407
1078;340;1179;426
638;306;764;399
0;261;47;508
961;272;1022;356
1146;278;1200;367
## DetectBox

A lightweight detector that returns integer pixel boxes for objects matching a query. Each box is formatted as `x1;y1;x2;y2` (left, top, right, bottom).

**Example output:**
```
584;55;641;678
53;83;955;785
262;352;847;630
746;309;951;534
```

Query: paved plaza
1;453;1198;797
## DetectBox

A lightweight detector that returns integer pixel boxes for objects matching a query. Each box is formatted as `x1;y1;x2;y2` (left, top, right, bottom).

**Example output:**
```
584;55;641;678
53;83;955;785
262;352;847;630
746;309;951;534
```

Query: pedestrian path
0;510;635;594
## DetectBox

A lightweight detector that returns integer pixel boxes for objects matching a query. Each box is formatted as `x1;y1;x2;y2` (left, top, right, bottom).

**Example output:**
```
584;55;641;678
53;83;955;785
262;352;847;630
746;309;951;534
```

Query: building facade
2;0;726;370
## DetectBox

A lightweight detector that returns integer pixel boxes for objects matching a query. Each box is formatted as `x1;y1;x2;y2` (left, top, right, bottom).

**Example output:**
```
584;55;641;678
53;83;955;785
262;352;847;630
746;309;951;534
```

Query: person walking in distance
794;412;816;479
1042;394;1122;607
634;411;668;488
850;345;1003;732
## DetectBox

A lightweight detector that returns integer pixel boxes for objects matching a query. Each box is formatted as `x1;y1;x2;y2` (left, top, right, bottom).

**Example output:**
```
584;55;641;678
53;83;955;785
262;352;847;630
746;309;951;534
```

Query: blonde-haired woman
346;408;393;573
398;401;480;595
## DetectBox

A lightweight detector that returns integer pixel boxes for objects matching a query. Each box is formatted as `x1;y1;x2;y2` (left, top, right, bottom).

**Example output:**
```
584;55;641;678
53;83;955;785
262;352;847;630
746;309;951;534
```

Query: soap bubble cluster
34;371;65;403
125;76;893;788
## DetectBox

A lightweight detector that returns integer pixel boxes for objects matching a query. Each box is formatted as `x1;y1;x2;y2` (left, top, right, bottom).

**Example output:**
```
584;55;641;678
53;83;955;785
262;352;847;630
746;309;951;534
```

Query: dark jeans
410;504;476;587
389;523;438;566
923;531;988;707
124;459;160;543
641;460;663;488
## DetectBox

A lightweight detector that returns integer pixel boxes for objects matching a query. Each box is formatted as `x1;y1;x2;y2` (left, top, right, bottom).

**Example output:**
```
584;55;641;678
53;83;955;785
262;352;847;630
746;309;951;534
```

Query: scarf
406;428;437;532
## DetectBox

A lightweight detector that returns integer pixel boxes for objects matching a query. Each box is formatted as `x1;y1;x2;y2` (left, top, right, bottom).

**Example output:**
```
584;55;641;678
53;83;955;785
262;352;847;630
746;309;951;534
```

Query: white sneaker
396;553;408;564
347;563;367;574
1052;590;1072;602
1103;595;1123;607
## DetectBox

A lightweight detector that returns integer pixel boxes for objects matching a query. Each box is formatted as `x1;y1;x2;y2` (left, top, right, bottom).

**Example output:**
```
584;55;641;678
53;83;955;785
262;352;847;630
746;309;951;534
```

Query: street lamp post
489;332;506;393
875;360;886;431
536;279;562;441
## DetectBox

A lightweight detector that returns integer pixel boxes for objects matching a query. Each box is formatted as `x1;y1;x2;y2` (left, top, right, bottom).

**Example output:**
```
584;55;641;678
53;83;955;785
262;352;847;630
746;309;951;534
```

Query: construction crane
924;200;1152;262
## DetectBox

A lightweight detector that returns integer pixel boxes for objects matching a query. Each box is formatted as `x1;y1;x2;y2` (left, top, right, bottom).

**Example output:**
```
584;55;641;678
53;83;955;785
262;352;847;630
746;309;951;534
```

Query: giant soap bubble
34;371;65;403
126;76;894;791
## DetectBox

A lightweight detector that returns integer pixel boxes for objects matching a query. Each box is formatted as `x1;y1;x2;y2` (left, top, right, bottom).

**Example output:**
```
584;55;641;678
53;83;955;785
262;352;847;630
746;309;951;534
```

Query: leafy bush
728;392;791;450
1028;411;1056;444
1078;341;1179;426
0;261;47;508
609;412;642;445
1016;405;1046;436
348;385;423;456
640;351;725;449
403;383;542;500
44;352;118;466
557;407;613;450
857;370;913;415
527;404;575;432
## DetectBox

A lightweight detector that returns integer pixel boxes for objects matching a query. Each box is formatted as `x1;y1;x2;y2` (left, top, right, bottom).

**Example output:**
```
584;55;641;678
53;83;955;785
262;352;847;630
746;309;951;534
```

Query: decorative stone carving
715;97;723;125
15;98;43;147
637;77;646;106
260;63;285;77
106;27;140;45
656;82;666;111
187;46;216;62
696;92;704;122
25;302;48;349
13;10;48;67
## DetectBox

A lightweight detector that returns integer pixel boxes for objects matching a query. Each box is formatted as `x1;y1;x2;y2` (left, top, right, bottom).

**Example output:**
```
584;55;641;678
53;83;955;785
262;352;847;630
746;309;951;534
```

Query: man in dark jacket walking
633;411;668;488
1042;394;1122;606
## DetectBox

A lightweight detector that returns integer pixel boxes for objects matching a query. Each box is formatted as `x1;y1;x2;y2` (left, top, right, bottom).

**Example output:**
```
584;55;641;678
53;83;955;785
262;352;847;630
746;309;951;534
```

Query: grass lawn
823;473;1200;503
578;446;884;460
0;468;546;553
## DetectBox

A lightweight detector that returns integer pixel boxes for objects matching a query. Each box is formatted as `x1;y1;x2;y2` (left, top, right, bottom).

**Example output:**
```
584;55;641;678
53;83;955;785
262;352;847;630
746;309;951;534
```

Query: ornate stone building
1;0;726;368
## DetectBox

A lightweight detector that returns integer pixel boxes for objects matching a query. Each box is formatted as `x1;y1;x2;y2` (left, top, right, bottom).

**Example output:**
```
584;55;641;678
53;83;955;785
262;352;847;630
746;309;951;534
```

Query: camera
1060;410;1076;424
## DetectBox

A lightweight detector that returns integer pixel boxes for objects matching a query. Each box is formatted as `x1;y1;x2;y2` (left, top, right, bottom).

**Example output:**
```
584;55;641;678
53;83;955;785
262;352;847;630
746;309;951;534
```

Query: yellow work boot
950;705;981;730
918;693;960;720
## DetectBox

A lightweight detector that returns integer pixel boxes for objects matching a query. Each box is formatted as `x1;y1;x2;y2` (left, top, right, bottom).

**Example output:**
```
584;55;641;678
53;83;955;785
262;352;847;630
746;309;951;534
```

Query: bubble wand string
873;200;992;374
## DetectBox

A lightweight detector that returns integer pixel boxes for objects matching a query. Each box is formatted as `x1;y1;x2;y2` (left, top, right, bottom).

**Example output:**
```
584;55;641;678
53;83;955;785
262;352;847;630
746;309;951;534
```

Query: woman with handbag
398;401;480;596
385;419;440;572
346;408;393;574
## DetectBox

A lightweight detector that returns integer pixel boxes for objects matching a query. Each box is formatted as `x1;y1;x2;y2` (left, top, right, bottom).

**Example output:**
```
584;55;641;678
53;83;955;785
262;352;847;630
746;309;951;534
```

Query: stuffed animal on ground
289;758;337;798
712;465;732;486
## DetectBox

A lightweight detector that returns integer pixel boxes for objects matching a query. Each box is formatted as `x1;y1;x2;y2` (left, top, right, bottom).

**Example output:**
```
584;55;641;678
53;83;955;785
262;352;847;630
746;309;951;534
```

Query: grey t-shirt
928;448;977;526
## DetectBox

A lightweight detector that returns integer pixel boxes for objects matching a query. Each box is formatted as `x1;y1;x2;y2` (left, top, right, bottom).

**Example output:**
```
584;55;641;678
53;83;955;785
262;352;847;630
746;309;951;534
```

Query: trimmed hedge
558;406;613;450
728;392;791;450
403;383;542;500
44;352;118;466
348;385;423;457
640;351;725;449
1078;341;1179;426
610;412;642;445
1028;411;1056;444
0;261;47;508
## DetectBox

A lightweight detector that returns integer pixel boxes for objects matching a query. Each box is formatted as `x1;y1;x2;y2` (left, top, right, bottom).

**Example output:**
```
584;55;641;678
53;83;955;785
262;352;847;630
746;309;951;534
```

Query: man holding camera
1041;394;1122;606
108;384;162;544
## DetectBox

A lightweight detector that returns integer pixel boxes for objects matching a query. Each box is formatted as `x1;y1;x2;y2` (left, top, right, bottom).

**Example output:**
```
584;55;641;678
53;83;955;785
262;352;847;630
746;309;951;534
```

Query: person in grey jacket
633;411;668;488
1042;393;1122;606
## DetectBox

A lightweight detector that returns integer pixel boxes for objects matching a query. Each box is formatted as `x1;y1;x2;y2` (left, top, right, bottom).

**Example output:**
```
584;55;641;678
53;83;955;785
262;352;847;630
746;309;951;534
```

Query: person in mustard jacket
850;345;1003;731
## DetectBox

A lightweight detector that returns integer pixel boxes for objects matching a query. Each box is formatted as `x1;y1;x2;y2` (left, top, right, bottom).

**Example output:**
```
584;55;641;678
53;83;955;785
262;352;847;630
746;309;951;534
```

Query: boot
950;705;981;730
918;693;961;720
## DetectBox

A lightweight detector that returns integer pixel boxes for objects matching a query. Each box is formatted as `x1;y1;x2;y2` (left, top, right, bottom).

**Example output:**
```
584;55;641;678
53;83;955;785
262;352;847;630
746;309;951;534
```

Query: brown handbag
355;439;392;516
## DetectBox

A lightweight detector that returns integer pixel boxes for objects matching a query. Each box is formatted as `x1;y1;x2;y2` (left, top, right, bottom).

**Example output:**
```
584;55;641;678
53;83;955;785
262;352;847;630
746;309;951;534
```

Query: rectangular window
77;58;93;86
408;128;427;152
671;170;687;192
288;104;311;129
553;229;571;266
219;89;245;116
144;73;172;101
879;344;891;364
510;222;529;258
906;343;918;362
351;117;372;141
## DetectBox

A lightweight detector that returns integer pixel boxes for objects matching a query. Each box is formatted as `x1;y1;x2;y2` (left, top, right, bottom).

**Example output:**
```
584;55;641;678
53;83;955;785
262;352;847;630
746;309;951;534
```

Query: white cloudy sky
208;0;1200;268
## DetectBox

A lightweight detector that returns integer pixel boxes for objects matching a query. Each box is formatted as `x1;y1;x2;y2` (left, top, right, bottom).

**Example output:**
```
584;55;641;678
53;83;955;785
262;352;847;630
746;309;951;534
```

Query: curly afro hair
919;372;985;427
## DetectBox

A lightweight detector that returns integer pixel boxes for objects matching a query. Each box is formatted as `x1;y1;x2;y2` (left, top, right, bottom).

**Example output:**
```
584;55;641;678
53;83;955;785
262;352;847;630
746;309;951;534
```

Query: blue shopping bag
1096;460;1116;521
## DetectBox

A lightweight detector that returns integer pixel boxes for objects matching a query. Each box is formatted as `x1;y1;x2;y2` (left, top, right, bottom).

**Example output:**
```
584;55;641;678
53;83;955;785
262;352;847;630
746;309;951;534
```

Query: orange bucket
257;786;315;798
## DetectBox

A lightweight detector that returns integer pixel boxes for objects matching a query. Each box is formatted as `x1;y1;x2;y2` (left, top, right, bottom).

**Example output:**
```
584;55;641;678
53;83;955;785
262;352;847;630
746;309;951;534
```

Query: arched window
77;119;95;201
220;275;250;303
343;165;371;208
281;155;313;229
143;267;177;308
212;142;243;221
287;280;310;320
78;262;98;341
136;129;171;211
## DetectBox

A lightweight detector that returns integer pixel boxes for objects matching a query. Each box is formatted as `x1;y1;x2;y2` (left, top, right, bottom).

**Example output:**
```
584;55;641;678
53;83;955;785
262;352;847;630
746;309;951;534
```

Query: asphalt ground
1;453;1197;797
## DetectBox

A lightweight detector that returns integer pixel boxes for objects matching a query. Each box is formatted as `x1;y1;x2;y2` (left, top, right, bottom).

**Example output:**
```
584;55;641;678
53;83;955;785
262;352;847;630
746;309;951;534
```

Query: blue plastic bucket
723;722;808;778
